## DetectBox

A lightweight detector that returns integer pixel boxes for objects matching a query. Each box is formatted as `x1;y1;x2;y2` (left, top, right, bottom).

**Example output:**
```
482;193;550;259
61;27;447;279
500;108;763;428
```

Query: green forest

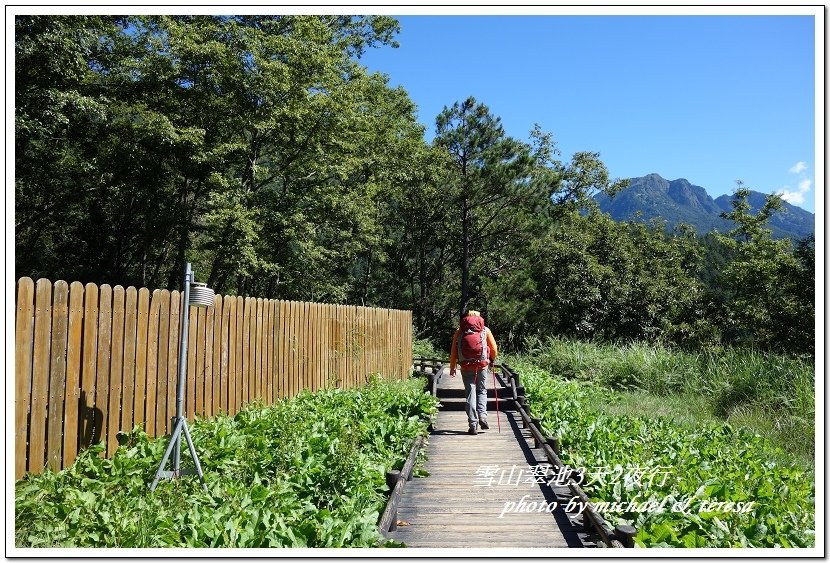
16;14;814;355
14;15;817;550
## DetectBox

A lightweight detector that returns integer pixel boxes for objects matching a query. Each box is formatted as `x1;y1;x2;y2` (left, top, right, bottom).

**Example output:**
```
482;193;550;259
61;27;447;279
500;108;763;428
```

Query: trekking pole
493;365;501;433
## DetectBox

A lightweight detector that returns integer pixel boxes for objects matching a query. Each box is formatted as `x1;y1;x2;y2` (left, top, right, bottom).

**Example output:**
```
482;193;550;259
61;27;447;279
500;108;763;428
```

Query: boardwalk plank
393;540;569;548
399;491;554;501
390;367;583;549
393;523;560;531
396;507;552;515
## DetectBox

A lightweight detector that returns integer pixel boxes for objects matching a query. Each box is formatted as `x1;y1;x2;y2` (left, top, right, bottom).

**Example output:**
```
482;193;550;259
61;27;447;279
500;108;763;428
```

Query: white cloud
789;161;808;174
780;189;805;205
778;177;812;205
779;163;812;207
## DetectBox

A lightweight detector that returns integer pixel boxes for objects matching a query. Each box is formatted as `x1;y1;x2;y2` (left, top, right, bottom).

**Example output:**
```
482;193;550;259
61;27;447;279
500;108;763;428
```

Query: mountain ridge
594;173;815;240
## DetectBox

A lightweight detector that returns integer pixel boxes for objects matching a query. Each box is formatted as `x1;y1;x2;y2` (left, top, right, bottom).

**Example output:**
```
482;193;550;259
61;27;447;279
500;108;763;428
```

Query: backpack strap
479;327;488;363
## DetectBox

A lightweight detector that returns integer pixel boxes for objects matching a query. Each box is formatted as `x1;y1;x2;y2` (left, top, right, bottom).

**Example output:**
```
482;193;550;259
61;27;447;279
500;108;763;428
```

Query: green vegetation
511;357;815;548
521;337;814;464
714;187;815;354
15;16;813;358
487;211;705;349
15;377;438;548
412;336;442;359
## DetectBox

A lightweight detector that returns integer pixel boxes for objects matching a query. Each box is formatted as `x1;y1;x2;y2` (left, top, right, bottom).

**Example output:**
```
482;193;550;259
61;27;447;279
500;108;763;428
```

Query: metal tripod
150;263;208;491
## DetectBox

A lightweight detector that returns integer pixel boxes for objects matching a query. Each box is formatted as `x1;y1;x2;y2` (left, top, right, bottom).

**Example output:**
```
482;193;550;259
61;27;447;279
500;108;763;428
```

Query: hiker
449;310;498;435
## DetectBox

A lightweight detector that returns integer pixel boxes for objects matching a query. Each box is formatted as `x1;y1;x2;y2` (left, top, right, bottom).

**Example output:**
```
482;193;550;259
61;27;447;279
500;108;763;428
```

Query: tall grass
412;336;442;359
521;336;815;465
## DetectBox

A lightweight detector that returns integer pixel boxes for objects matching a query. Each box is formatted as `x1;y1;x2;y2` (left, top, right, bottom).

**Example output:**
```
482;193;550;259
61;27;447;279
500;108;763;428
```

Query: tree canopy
15;15;814;356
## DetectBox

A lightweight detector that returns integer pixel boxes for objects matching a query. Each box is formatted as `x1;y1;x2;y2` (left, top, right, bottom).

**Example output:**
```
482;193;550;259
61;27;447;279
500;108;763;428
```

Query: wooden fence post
194;306;205;419
94;284;113;454
29;279;54;473
144;289;160;438
106;285;125;457
62;281;84;468
120;287;137;442
234;296;244;412
154;290;169;437
133;288;150;435
15;278;35;478
220;295;231;414
167;291;181;431
46;281;69;472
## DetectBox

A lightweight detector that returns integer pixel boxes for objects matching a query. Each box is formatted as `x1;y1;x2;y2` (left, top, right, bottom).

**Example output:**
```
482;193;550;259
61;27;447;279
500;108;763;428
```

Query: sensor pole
151;263;208;491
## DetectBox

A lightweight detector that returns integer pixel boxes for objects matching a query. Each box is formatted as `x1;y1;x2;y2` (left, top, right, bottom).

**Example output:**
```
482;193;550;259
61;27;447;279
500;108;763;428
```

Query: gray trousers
461;367;489;429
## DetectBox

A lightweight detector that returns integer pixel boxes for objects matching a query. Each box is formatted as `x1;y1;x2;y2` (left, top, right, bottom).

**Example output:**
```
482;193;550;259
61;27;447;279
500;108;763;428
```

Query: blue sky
358;15;817;212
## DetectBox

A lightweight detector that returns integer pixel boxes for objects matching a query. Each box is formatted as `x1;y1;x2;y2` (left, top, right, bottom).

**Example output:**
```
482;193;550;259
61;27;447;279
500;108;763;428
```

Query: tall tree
15;16;136;282
140;15;408;298
413;98;627;343
368;142;455;336
15;15;428;302
433;97;539;316
716;186;813;353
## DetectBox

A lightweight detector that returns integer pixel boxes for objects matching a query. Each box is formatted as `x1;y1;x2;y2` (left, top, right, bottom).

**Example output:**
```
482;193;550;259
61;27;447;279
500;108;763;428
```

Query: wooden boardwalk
388;367;587;548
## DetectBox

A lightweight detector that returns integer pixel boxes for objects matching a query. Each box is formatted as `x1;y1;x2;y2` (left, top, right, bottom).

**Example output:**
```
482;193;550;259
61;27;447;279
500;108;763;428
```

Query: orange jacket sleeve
486;328;498;361
448;328;460;373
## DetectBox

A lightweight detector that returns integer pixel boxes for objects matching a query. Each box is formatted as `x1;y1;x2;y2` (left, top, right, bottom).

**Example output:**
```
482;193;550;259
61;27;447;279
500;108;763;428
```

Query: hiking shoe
480;420;489;430
468;427;478;435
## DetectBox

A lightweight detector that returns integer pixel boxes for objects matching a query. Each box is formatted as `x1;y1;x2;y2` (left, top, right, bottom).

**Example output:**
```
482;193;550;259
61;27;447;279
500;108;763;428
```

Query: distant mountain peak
595;174;814;240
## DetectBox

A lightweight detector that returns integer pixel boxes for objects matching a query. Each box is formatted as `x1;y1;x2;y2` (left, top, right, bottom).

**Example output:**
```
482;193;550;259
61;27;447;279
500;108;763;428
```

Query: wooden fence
14;277;413;479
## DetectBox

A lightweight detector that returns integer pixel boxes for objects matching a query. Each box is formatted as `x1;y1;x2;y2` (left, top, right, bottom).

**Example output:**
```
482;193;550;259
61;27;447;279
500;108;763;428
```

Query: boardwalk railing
15;277;412;479
378;435;425;538
412;356;444;397
376;359;442;539
499;363;638;548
